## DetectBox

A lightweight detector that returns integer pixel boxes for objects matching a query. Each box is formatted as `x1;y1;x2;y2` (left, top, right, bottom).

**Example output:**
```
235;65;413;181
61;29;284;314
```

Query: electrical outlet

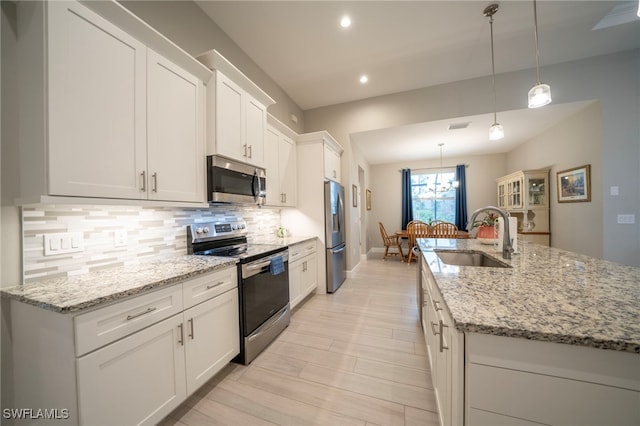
114;229;128;247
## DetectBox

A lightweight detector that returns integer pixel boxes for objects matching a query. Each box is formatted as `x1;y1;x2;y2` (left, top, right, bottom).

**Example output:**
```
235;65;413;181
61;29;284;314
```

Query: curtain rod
398;164;469;173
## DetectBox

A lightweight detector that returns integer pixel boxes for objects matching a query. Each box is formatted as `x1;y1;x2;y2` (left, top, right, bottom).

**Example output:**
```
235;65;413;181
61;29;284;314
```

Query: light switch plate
617;214;635;224
44;232;84;256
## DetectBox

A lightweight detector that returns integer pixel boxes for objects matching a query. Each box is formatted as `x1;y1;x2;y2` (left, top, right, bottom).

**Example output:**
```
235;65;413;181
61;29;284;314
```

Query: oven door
207;155;266;205
240;251;289;336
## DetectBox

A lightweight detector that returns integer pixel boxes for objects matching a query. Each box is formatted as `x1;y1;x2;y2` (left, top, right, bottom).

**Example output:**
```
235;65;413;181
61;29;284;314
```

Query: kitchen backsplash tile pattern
21;204;281;283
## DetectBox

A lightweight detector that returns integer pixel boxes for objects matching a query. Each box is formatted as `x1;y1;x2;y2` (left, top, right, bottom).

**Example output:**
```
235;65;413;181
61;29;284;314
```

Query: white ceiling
195;1;640;163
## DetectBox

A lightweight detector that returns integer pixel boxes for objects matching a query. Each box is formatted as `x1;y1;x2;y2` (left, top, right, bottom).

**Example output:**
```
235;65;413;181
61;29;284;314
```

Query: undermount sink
434;250;511;268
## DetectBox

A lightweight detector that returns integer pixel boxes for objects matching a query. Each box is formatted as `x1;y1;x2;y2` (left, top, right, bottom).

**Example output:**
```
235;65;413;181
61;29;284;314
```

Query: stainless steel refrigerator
324;180;347;293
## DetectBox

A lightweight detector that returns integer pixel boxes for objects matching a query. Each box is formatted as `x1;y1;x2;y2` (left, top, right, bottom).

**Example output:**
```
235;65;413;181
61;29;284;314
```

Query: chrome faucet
467;206;514;259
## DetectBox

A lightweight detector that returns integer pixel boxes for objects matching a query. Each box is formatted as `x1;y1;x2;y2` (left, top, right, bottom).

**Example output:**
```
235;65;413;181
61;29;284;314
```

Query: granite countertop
249;235;316;246
417;238;640;353
1;255;237;314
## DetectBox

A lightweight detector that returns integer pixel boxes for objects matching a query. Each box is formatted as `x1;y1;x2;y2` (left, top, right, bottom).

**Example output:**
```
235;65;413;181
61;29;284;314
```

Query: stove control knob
203;227;210;234
231;224;238;230
196;227;203;234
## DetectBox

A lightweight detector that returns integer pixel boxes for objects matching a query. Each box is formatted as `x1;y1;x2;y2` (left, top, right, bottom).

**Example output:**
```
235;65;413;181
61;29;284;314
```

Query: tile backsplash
22;204;281;283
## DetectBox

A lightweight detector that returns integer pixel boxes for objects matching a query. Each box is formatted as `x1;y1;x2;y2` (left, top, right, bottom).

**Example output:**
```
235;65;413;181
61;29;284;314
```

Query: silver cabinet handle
140;171;146;192
126;307;156;321
433;299;442;311
430;321;440;336
206;281;225;290
248;145;253;158
177;323;184;346
188;318;194;340
440;320;449;352
243;144;248;157
152;173;158;192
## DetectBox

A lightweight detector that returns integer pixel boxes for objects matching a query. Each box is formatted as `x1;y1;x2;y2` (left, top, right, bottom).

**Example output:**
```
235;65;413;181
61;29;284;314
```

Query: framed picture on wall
366;189;372;210
557;164;591;203
352;184;358;207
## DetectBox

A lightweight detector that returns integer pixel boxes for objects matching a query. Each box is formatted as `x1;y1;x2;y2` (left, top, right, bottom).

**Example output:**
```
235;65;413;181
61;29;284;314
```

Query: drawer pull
206;281;225;290
430;321;440;336
188;318;194;340
178;323;184;346
433;300;442;311
440;320;449;352
126;307;156;321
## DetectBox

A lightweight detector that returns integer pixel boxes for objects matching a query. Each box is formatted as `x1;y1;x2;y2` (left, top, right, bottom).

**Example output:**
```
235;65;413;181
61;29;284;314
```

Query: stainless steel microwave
207;155;266;205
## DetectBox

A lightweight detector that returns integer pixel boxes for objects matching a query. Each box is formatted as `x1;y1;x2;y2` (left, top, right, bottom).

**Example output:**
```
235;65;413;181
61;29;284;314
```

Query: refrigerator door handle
331;245;346;254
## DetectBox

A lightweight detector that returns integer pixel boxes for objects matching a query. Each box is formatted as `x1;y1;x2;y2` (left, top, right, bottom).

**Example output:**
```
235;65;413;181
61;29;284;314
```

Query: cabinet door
288;259;303;309
497;181;506;209
300;254;317;297
245;95;266;167
47;1;147;199
215;72;244;161
525;173;548;209
264;126;282;205
76;314;186;426
323;144;341;182
147;50;204;203
279;135;297;206
184;288;239;395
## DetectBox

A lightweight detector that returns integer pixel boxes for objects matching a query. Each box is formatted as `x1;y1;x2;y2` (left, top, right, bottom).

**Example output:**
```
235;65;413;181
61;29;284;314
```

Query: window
411;170;456;223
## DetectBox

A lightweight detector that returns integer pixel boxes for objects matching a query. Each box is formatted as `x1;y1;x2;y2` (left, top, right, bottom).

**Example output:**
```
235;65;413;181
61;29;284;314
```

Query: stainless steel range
187;221;290;365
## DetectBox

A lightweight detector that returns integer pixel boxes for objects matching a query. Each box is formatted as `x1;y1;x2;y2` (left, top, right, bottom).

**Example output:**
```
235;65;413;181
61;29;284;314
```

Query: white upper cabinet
47;1;148;200
197;50;275;168
147;50;205;203
323;143;342;183
265;116;297;207
15;1;211;205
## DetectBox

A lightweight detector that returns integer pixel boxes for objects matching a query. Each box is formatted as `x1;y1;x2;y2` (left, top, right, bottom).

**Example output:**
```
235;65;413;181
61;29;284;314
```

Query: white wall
508;101;603;258
305;50;640;267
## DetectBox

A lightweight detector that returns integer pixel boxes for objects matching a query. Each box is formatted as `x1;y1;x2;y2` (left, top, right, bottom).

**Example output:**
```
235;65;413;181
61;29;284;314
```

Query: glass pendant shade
489;122;505;140
528;83;552;108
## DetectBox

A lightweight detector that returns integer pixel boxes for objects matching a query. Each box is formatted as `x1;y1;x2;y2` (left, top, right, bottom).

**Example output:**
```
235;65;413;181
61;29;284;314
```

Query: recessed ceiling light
359;75;368;84
340;16;351;28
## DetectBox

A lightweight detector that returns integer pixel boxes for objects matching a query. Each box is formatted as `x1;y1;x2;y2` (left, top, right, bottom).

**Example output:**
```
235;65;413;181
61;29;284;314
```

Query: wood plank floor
160;257;438;426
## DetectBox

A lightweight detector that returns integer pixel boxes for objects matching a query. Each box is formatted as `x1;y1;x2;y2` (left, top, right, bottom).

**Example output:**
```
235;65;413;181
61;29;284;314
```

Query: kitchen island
417;238;639;426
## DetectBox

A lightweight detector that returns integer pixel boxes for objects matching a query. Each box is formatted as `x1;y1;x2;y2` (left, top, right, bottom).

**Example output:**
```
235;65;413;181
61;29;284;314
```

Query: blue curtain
454;164;468;230
401;168;413;229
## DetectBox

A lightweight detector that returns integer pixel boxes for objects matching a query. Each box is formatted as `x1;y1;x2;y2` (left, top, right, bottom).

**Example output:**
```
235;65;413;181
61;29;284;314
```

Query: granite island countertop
1;255;237;314
417;238;640;353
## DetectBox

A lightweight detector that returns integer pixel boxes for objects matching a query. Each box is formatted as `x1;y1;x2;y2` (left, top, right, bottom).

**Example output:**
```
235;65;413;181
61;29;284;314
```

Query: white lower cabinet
421;258;464;426
466;333;640;426
422;257;640;426
76;314;187;425
289;240;318;309
9;267;239;426
184;287;239;394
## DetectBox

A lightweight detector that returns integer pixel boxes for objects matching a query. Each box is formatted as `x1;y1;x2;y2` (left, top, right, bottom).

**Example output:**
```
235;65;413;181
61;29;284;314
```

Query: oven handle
242;250;289;279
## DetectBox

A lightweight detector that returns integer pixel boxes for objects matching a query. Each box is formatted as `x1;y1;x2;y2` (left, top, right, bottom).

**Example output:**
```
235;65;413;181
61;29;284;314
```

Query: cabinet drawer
74;285;183;356
182;267;238;310
467;363;640;426
289;240;316;263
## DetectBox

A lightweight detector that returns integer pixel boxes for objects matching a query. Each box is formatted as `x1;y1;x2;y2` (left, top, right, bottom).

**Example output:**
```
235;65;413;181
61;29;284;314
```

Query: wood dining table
395;229;470;239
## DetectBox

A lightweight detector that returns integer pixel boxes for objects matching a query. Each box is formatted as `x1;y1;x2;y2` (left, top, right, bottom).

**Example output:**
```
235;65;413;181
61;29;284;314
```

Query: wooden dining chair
406;220;431;263
379;222;404;260
431;222;459;238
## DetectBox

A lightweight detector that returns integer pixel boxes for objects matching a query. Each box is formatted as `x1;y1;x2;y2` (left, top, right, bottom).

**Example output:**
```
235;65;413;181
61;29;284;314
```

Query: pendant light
528;0;552;108
484;3;504;140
